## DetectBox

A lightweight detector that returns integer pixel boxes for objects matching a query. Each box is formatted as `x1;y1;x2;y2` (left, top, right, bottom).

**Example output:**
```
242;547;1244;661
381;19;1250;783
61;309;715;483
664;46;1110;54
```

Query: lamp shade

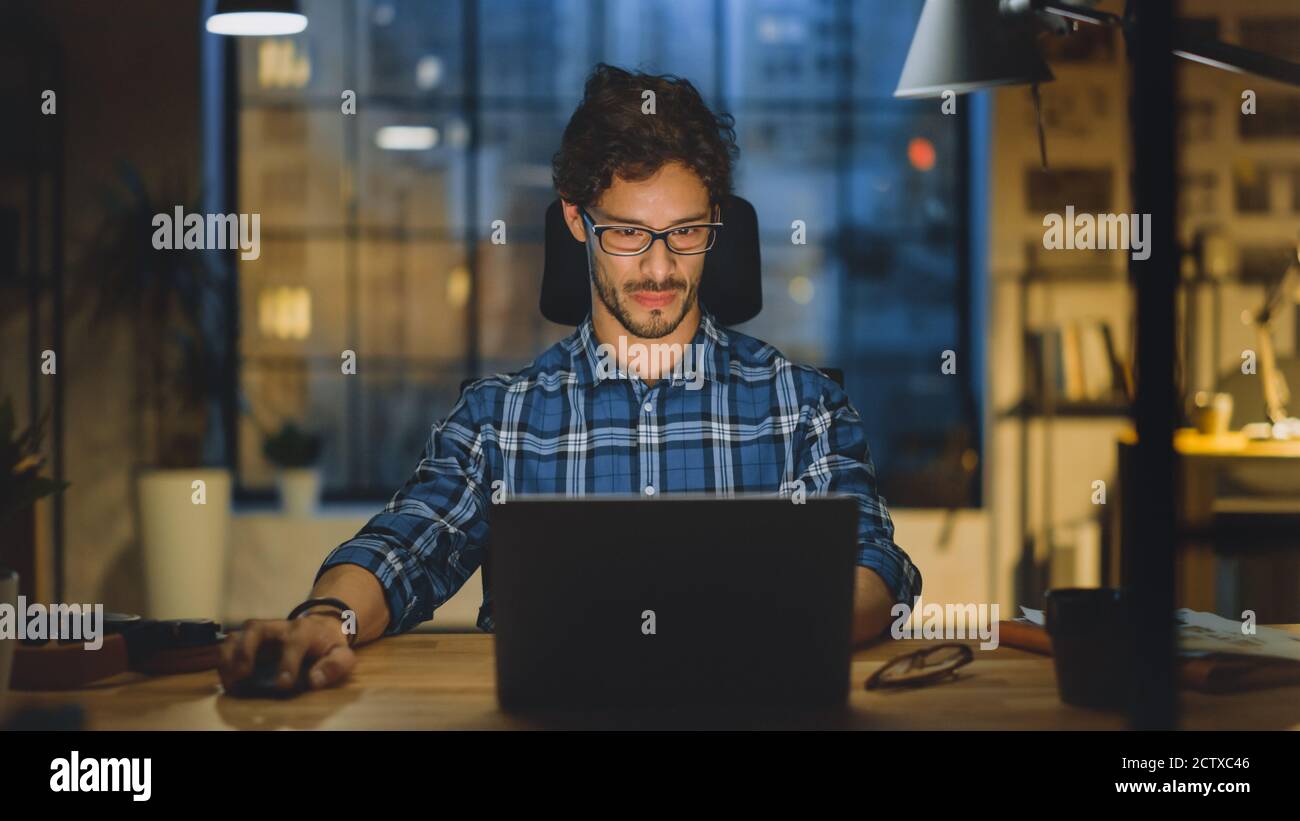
895;0;1052;98
207;0;307;36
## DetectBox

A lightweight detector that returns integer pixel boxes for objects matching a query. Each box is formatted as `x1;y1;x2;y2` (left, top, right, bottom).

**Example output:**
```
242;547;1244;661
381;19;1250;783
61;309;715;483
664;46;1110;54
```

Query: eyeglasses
579;207;723;256
864;643;974;690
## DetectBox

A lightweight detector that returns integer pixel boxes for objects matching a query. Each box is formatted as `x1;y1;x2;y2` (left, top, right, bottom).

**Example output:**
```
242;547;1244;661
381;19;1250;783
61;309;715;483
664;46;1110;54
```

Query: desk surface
7;632;1300;730
1119;427;1300;459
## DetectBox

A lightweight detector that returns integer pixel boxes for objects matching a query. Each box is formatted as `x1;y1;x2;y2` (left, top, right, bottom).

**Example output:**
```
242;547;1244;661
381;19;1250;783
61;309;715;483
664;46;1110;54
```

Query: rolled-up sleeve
315;390;493;634
793;386;922;605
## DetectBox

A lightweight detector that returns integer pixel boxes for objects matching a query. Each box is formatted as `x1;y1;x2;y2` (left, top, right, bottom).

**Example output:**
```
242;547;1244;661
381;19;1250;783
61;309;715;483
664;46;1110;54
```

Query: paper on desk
1176;609;1300;661
1016;606;1300;662
1019;607;1045;625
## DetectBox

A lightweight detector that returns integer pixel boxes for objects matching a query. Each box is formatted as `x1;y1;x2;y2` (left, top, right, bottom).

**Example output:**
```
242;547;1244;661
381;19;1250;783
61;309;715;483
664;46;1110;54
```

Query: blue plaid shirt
317;311;922;633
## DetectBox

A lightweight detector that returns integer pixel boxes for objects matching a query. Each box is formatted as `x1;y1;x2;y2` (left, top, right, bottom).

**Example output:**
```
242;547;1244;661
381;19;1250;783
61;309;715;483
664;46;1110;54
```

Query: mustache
624;278;688;294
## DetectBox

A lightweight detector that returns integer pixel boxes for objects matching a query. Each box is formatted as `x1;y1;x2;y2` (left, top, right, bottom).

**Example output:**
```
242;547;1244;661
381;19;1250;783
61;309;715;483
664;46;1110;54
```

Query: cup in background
1193;391;1233;436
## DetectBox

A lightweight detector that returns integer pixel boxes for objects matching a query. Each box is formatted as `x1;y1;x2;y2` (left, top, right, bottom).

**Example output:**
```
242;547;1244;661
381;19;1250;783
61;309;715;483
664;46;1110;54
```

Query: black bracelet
287;597;357;646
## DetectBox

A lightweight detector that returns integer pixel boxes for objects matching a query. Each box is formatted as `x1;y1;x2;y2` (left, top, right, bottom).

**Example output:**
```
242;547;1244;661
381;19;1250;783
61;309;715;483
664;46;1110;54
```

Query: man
218;64;922;695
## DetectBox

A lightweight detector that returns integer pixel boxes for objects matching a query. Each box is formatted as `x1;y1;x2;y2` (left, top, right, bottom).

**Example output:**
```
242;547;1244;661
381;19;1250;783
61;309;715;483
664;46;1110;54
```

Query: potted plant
79;165;232;620
0;396;69;692
0;397;70;598
263;422;323;516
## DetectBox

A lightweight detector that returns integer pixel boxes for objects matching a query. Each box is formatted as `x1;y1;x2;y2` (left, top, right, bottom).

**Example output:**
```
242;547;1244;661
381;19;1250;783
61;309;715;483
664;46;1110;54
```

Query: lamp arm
1257;234;1300;325
1006;0;1300;88
1256;323;1290;425
1172;34;1300;88
1034;1;1125;28
1000;1;1126;28
1253;244;1300;424
1258;264;1299;326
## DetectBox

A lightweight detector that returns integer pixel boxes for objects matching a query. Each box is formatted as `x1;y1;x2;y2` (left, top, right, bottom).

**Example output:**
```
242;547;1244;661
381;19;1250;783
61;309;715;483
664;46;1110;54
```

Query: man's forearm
310;564;392;646
851;566;897;646
317;552;894;647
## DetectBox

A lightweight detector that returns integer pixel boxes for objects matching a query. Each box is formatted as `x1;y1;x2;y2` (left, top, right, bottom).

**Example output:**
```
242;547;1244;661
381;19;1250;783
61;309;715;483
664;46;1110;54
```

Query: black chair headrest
539;194;763;326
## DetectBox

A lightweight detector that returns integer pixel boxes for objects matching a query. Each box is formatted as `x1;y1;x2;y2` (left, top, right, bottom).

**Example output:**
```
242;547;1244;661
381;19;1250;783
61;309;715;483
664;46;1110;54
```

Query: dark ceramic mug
1045;587;1138;710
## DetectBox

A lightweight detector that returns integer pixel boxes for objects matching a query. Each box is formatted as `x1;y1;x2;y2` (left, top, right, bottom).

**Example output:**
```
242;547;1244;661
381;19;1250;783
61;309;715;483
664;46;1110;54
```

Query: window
232;0;981;507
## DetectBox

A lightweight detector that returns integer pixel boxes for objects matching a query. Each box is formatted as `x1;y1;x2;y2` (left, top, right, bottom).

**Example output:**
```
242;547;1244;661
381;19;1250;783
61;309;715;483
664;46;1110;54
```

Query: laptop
489;495;859;711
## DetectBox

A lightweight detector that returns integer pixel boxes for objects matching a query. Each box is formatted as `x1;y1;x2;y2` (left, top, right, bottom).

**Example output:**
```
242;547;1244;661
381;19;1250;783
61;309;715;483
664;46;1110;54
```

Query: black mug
1045;587;1137;710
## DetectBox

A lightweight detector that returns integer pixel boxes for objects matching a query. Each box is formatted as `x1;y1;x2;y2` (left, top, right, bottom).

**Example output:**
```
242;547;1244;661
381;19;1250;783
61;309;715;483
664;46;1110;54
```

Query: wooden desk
6;632;1300;730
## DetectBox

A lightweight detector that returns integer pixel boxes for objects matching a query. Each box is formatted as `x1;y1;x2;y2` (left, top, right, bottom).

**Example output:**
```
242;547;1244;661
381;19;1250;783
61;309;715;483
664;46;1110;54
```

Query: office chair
461;194;842;390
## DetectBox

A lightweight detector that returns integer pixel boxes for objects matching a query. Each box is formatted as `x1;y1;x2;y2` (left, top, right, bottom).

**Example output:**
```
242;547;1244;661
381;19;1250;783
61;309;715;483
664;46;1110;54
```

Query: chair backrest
539;194;764;326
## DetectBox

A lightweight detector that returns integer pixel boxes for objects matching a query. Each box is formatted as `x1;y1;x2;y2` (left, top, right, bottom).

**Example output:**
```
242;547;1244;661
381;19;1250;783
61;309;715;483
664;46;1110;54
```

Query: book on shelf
1023;319;1132;409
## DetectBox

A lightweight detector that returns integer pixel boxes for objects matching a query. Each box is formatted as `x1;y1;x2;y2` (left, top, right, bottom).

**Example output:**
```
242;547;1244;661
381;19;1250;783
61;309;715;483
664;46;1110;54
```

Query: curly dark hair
552;63;739;209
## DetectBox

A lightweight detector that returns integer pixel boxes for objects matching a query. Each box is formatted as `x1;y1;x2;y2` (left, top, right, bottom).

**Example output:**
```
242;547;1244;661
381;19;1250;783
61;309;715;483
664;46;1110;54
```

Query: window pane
237;0;347;101
734;113;841;238
475;111;567;230
480;241;571;364
360;0;465;98
851;0;926;98
850;110;957;236
240;362;349;491
356;370;464;489
606;0;717;98
357;239;469;359
724;0;848;103
480;0;590;104
232;0;976;505
738;244;837;365
358;109;468;232
239;107;346;230
239;238;348;359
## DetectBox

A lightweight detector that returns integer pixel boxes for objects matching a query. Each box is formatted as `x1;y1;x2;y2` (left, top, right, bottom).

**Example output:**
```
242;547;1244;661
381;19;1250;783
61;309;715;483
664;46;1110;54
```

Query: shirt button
643;402;653;413
643;485;656;497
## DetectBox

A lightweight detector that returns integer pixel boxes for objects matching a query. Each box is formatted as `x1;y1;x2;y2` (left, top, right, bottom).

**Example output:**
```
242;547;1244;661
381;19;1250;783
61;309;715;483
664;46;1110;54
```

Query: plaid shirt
317;311;922;633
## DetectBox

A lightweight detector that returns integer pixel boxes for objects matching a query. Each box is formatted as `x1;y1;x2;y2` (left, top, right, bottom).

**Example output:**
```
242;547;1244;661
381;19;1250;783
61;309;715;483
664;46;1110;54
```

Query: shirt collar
571;309;731;388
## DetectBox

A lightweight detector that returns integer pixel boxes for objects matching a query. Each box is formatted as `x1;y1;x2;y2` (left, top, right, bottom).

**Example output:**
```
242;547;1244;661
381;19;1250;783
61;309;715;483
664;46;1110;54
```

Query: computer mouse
230;639;311;698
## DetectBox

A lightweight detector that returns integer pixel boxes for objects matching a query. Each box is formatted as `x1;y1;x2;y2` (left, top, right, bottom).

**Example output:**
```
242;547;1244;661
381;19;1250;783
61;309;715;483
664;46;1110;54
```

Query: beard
590;256;698;340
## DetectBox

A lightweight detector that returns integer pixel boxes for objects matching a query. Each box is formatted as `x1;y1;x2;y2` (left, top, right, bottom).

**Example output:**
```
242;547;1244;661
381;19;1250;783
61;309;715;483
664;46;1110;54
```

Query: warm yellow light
788;275;815;305
258;286;312;340
446;266;471;309
257;38;311;89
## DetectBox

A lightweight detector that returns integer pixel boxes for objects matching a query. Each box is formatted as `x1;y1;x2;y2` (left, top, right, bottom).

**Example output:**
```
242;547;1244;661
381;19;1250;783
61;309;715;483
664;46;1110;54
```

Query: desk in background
1113;429;1300;616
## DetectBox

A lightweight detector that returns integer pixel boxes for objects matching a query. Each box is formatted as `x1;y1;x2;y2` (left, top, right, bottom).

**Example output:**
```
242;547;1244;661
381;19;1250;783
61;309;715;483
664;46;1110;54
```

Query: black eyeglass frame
864;642;975;690
578;206;724;256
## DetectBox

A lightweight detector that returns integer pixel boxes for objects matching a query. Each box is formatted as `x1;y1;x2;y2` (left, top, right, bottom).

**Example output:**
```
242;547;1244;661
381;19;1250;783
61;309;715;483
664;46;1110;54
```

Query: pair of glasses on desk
865;643;974;690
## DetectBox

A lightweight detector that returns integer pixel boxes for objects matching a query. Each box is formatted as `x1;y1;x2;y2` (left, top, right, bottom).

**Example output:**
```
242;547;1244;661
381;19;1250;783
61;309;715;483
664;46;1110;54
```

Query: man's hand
851;566;899;646
218;614;357;694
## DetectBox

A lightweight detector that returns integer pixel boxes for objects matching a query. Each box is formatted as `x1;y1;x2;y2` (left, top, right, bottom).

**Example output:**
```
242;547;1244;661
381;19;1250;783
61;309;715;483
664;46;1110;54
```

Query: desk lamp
896;0;1300;165
1246;240;1300;438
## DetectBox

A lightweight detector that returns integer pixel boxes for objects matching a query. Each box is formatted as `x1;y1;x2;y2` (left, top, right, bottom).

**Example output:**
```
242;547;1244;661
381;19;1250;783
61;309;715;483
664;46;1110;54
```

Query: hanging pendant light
207;0;308;37
895;0;1052;98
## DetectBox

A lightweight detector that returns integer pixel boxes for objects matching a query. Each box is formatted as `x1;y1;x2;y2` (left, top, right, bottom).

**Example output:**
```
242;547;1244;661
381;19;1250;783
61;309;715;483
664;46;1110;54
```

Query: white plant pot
139;468;230;621
277;467;321;517
0;567;16;697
